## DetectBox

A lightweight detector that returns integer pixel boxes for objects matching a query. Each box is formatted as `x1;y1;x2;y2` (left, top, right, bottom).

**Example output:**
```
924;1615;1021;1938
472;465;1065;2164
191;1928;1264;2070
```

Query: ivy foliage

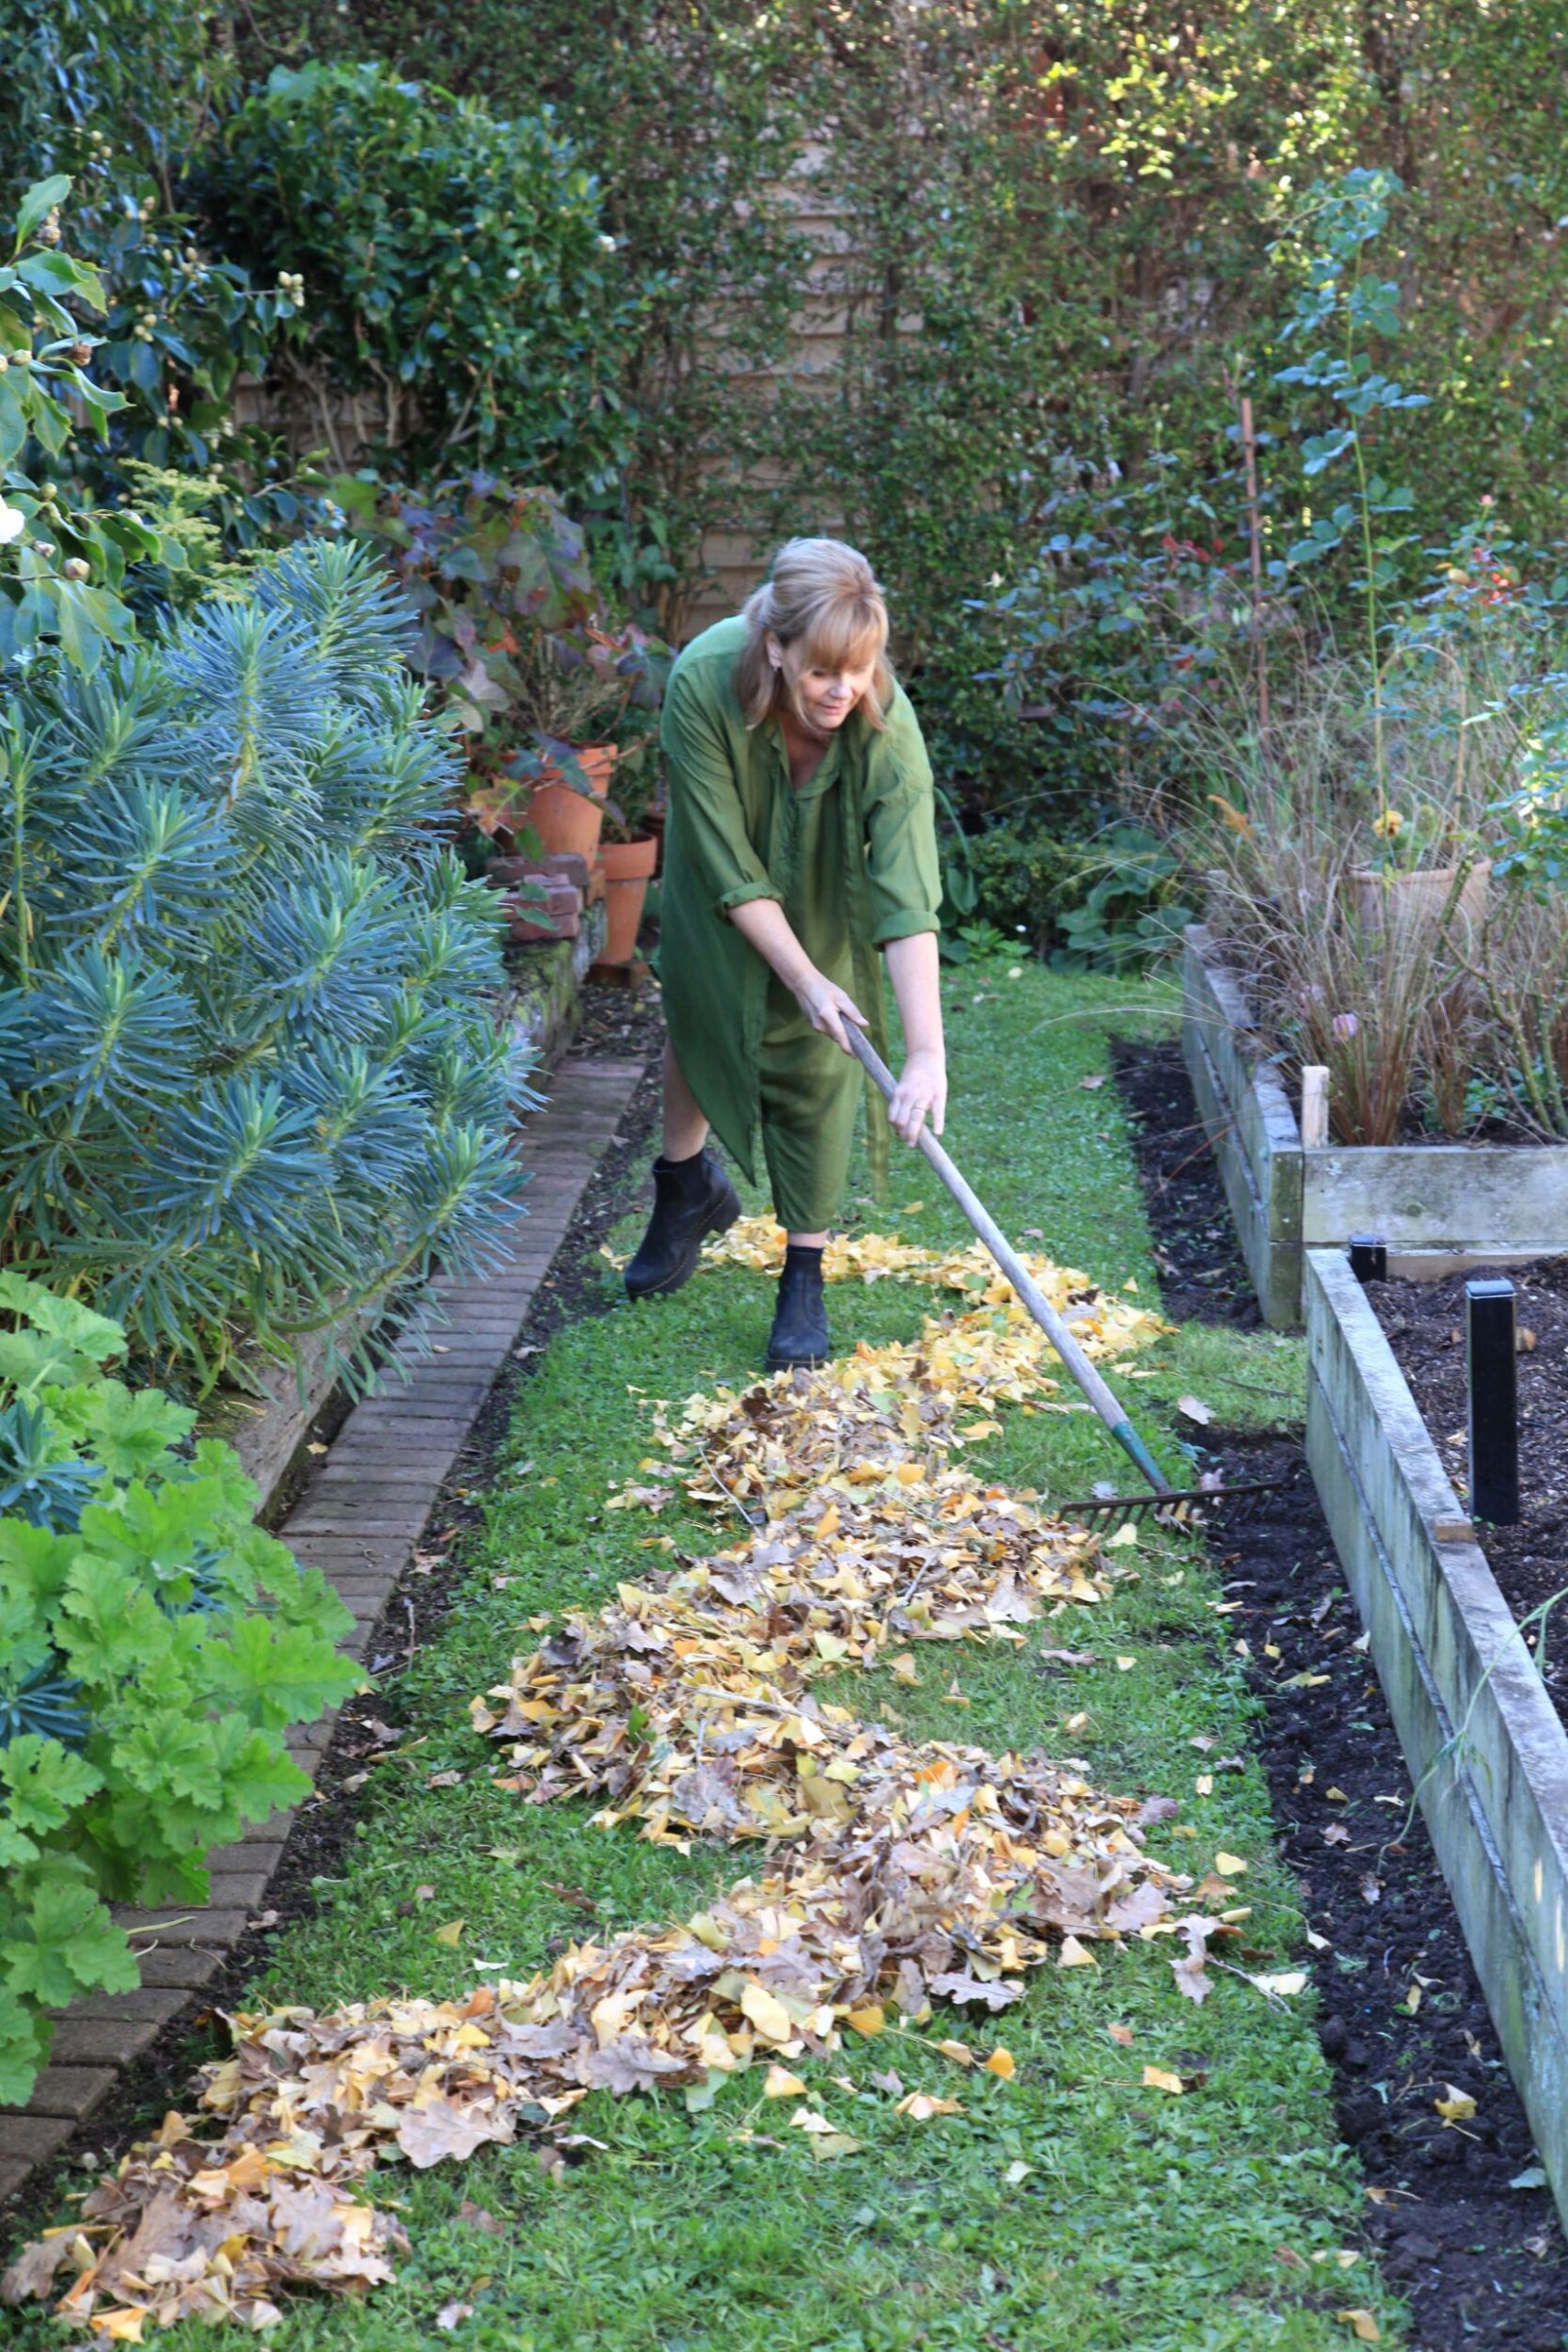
0;1274;359;2108
197;62;646;503
0;533;531;1392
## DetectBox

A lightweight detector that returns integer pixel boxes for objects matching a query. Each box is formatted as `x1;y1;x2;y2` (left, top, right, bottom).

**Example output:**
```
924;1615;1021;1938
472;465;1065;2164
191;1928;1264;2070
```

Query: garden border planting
1304;1242;1568;2229
0;1043;645;2214
1182;927;1568;1327
212;914;609;1523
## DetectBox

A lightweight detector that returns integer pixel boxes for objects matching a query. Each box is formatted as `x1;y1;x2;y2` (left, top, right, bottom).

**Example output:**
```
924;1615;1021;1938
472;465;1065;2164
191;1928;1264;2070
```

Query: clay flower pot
599;833;657;963
1347;860;1491;938
527;742;618;859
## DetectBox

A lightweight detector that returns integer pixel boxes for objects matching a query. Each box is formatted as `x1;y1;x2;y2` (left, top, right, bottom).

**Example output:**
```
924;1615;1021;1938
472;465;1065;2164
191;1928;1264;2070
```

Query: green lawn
9;965;1401;2351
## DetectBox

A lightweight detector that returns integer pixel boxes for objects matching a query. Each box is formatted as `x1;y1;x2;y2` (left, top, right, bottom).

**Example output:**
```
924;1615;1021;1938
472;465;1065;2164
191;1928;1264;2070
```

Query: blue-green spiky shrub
0;1275;361;2107
0;536;531;1392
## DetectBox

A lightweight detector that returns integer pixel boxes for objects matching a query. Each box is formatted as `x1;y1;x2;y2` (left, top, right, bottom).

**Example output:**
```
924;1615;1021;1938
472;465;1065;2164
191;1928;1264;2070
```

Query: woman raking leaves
625;539;945;1368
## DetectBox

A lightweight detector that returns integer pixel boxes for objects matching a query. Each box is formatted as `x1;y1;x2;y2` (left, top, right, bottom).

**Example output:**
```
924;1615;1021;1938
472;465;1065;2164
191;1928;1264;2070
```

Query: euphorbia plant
0;1278;360;2106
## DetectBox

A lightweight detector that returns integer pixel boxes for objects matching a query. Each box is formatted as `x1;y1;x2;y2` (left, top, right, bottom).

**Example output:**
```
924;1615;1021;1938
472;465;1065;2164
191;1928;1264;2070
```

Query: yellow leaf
895;2091;965;2121
740;1980;796;2044
934;2039;974;2067
1435;2086;1477;2122
1106;1524;1139;1549
815;1503;841;1539
807;2132;860;2160
1213;1851;1248;1877
1058;1934;1099;1968
789;2106;837;2134
1248;1971;1307;1998
763;2065;806;2099
1115;1655;1136;1672
434;1919;465;1947
1195;1773;1213;1796
889;1652;919;1685
847;2004;885;2037
1004;2159;1033;2185
91;2312;150;2344
1106;2022;1134;2047
984;2047;1016;2080
1335;2312;1381;2344
901;1202;925;1215
1142;2065;1183;2095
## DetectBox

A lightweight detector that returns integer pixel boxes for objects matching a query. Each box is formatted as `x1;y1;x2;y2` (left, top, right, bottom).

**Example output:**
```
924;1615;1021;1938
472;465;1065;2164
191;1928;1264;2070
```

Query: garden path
0;1053;645;2213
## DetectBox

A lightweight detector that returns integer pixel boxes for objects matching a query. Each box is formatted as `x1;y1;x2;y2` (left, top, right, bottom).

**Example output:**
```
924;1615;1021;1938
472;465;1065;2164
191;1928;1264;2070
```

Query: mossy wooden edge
1305;1242;1568;2230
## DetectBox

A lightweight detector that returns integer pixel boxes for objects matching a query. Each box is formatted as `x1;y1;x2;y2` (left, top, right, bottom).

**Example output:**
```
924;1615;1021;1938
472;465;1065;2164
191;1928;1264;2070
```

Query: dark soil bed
1116;1037;1568;2352
1370;1259;1568;1726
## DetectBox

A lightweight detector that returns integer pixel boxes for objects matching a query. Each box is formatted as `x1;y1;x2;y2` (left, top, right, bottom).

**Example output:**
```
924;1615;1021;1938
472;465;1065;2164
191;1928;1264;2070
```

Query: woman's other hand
793;970;869;1056
888;1044;945;1144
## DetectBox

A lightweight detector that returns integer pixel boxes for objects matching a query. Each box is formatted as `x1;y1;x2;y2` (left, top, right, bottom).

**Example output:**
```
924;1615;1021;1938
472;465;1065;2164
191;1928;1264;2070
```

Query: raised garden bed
1305;1242;1568;2231
1117;1035;1568;2341
1182;925;1568;1327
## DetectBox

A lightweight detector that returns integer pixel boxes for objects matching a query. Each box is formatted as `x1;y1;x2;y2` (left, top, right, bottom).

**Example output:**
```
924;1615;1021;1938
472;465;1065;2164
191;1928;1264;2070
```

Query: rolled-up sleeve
661;672;780;921
865;735;942;947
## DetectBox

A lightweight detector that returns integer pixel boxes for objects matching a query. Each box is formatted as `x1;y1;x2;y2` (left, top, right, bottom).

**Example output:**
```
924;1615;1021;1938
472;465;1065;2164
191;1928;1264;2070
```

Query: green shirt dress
658;615;942;1232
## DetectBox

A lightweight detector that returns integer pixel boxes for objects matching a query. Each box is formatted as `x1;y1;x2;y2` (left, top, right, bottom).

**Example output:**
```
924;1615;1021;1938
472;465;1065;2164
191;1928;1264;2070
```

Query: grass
8;963;1400;2351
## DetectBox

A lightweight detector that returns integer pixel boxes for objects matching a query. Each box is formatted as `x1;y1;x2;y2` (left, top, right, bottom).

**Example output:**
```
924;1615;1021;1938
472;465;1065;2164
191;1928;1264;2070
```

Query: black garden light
1466;1276;1520;1527
1348;1233;1387;1283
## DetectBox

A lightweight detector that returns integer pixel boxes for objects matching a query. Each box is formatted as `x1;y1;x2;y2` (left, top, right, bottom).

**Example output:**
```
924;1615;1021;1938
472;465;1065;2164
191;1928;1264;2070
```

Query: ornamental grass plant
0;536;531;1393
1173;616;1568;1143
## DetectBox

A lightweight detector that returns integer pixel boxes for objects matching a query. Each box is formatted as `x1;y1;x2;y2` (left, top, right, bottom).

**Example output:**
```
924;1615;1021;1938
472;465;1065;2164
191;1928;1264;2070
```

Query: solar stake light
1348;1233;1387;1283
1466;1276;1520;1527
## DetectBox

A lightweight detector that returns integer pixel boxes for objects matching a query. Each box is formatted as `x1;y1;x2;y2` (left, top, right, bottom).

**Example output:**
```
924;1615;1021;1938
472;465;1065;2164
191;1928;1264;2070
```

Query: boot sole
624;1193;742;1300
764;1351;829;1373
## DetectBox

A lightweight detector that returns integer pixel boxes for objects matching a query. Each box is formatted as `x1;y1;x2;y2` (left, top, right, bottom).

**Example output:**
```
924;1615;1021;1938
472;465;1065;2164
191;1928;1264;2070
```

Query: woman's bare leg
661;1041;710;1160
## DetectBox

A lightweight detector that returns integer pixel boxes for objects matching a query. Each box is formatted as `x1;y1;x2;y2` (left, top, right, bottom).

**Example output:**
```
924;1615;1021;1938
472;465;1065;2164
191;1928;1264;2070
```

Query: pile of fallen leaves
4;1234;1189;2341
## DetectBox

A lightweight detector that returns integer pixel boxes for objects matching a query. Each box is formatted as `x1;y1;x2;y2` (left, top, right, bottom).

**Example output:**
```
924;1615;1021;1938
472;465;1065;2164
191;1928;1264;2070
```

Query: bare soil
1370;1258;1568;1729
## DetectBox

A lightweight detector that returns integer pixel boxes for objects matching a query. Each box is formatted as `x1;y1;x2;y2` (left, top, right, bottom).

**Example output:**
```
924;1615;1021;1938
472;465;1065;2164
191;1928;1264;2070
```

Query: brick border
0;1049;647;2211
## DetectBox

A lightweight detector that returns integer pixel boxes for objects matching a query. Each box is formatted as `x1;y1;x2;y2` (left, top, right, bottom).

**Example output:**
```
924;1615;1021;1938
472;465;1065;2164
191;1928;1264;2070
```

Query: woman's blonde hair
736;537;894;731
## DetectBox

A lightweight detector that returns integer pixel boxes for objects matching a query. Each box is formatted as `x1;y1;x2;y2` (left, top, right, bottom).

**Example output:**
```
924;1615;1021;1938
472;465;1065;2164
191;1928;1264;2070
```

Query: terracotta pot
526;741;618;859
599;833;657;962
1347;859;1491;938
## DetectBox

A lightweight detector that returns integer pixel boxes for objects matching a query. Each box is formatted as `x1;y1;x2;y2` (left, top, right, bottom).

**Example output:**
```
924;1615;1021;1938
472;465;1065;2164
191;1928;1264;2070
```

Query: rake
847;1026;1293;1526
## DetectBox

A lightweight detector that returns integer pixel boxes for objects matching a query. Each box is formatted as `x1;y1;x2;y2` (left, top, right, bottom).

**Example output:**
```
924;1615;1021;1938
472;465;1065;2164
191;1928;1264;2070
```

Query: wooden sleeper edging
1305;1243;1568;2226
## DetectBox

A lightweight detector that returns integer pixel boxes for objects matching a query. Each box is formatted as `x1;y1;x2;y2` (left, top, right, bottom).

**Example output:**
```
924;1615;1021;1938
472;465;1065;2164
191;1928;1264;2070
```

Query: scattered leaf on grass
1335;2313;1380;2344
764;2066;807;2099
1107;2023;1134;2047
434;1920;464;1947
984;2047;1016;2079
1142;2065;1184;2095
895;2092;965;2121
1177;1395;1213;1425
1058;1936;1098;1969
1213;1852;1248;1877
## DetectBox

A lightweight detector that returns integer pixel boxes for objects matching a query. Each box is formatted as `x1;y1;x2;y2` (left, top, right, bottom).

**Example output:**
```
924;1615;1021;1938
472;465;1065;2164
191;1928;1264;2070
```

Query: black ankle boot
765;1245;830;1371
624;1150;741;1299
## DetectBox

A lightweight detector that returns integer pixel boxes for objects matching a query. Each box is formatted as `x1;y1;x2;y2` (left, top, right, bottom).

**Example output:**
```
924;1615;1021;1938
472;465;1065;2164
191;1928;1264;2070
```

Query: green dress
658;615;942;1231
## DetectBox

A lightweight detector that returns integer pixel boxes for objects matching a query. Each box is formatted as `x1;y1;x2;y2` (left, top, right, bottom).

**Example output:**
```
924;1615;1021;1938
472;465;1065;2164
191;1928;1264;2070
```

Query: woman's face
768;632;879;735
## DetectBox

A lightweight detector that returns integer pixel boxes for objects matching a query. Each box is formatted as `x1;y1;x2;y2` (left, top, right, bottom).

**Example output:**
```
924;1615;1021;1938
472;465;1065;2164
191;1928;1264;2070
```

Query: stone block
24;2064;118;2120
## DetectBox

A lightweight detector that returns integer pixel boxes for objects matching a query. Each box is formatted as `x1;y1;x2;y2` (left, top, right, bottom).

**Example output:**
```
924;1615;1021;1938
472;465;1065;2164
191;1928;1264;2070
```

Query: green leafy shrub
0;533;530;1392
0;1274;359;2106
0;175;167;675
965;822;1085;958
200;63;642;501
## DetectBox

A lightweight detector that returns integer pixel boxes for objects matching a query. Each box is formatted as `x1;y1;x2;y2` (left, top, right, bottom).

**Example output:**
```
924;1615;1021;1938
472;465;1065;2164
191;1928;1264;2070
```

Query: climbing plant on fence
0;535;530;1393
